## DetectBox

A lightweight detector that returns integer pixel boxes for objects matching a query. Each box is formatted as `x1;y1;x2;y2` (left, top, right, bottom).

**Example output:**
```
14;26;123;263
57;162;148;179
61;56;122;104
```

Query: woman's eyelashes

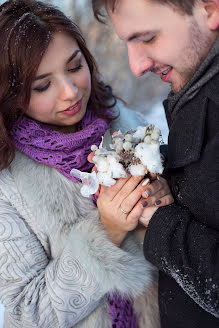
68;61;83;73
33;82;51;92
33;61;83;93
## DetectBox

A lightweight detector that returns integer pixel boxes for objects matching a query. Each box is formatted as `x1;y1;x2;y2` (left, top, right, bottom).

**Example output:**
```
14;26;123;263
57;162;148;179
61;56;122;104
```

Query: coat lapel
164;95;208;168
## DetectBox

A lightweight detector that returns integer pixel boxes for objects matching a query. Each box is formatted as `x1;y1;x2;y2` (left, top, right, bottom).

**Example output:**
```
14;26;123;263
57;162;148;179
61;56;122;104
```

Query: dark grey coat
144;72;219;328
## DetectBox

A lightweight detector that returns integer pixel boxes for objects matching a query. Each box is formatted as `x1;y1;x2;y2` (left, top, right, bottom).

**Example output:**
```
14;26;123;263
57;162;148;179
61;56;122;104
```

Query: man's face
109;0;218;93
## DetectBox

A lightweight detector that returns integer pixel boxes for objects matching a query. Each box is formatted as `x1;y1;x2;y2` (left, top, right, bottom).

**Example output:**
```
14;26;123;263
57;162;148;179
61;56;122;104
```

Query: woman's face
27;32;91;129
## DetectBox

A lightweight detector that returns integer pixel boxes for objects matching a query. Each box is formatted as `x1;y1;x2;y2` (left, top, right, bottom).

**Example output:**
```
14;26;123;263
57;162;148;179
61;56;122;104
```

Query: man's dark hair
92;0;198;23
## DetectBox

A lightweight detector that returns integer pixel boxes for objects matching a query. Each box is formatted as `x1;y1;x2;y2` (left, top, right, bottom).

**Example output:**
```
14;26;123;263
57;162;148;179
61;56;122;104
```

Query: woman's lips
62;99;82;116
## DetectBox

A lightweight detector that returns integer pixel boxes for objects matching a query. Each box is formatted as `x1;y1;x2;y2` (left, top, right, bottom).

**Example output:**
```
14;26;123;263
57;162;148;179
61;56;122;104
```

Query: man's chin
171;80;188;94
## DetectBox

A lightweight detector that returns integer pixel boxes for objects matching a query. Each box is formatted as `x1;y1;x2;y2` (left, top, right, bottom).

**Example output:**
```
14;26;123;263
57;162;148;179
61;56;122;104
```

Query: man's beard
172;20;213;93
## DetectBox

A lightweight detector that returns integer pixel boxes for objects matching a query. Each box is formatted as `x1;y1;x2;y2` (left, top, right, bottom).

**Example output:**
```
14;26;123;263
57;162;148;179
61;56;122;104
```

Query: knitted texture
108;294;139;328
10;107;139;327
10;108;109;182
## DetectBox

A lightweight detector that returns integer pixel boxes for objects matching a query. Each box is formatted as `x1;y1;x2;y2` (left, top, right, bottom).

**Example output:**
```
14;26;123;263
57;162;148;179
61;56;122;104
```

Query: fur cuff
65;218;154;298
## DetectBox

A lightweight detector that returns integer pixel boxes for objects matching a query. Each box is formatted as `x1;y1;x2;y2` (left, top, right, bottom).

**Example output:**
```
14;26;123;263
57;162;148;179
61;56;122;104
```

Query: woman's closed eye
33;81;51;92
68;61;83;73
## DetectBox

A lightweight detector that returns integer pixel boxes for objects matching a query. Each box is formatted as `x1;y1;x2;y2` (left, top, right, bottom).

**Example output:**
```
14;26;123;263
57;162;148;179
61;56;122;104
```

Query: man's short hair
92;0;197;22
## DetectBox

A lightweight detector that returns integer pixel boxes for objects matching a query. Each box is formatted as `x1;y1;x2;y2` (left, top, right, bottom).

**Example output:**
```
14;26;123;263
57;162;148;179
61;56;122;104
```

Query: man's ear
203;0;219;30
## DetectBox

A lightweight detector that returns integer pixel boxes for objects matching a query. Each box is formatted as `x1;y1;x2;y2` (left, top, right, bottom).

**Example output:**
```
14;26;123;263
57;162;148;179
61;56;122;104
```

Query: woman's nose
59;77;78;101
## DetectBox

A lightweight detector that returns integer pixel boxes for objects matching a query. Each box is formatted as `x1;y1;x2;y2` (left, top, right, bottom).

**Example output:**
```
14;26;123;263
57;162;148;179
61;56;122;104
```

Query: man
92;0;219;327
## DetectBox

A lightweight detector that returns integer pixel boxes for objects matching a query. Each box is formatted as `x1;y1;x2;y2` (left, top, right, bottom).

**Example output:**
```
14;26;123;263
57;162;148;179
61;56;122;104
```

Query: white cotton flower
135;142;163;174
96;158;110;172
111;162;127;179
129;164;146;176
123;141;133;151
125;134;133;142
97;172;116;186
133;126;146;140
70;169;99;197
115;143;123;153
71;124;164;196
91;145;98;151
144;135;152;144
151;131;160;141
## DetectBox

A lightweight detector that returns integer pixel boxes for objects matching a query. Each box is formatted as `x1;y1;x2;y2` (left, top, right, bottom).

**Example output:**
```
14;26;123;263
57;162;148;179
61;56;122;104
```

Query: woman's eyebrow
35;50;81;81
66;49;81;64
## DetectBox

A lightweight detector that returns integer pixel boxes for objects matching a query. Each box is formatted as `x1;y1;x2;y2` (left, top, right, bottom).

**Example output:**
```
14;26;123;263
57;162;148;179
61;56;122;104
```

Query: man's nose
59;77;78;101
128;45;154;77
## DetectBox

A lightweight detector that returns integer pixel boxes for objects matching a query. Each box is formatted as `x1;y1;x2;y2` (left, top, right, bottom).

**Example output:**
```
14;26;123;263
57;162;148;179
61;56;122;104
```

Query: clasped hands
88;153;174;246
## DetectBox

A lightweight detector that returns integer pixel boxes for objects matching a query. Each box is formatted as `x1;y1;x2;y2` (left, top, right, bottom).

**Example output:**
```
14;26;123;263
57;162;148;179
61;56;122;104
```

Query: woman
0;0;173;327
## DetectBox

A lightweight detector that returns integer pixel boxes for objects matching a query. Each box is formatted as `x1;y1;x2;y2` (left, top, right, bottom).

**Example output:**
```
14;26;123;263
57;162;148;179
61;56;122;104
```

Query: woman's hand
97;175;151;246
97;174;174;246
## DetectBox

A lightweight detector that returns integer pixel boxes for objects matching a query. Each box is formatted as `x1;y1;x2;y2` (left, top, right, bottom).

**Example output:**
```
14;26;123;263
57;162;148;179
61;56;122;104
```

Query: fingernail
142;201;148;208
144;190;151;198
142;178;150;187
155;200;162;206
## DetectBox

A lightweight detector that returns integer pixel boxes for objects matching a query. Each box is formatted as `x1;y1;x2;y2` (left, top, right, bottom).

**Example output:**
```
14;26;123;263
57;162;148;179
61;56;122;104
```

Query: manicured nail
155;200;162;206
142;201;148;208
142;178;150;187
144;190;151;198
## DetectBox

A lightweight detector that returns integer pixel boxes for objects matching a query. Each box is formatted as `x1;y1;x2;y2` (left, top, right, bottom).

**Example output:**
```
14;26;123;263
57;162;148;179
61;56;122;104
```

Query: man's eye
33;82;50;92
144;36;156;44
68;64;83;73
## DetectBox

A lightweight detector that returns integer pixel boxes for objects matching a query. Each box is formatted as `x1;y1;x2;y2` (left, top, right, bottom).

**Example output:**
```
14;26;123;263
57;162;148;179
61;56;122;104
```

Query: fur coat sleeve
0;102;155;328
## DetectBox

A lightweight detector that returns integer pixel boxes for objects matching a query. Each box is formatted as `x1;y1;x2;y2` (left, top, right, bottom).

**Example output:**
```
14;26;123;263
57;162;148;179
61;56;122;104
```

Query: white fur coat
0;104;160;328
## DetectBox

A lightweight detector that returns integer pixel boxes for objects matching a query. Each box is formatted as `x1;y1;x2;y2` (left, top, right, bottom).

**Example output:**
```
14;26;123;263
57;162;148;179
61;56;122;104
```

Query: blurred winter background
0;0;170;326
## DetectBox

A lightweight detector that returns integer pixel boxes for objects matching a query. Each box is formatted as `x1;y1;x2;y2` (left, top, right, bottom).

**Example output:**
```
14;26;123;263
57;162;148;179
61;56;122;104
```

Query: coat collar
164;72;219;169
164;93;208;169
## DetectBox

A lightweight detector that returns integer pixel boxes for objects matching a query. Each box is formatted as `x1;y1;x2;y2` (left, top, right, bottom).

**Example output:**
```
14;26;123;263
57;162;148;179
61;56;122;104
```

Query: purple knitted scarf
10;107;138;328
10;107;109;182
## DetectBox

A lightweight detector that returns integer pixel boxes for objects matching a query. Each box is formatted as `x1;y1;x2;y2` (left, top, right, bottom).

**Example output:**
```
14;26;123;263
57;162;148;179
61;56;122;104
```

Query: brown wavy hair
92;0;199;23
0;0;117;170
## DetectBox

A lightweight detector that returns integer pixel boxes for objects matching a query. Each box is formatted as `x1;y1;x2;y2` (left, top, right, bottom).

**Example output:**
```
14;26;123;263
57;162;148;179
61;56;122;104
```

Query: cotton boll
144;135;152;144
96;158;110;172
115;143;124;153
123;141;133;151
151;139;158;144
125;134;133;142
129;164;146;176
111;162;128;179
135;142;163;174
151;131;160;141
107;154;121;163
97;172;116;186
91;145;98;151
132;137;141;144
133;126;146;140
95;149;102;155
154;128;161;135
